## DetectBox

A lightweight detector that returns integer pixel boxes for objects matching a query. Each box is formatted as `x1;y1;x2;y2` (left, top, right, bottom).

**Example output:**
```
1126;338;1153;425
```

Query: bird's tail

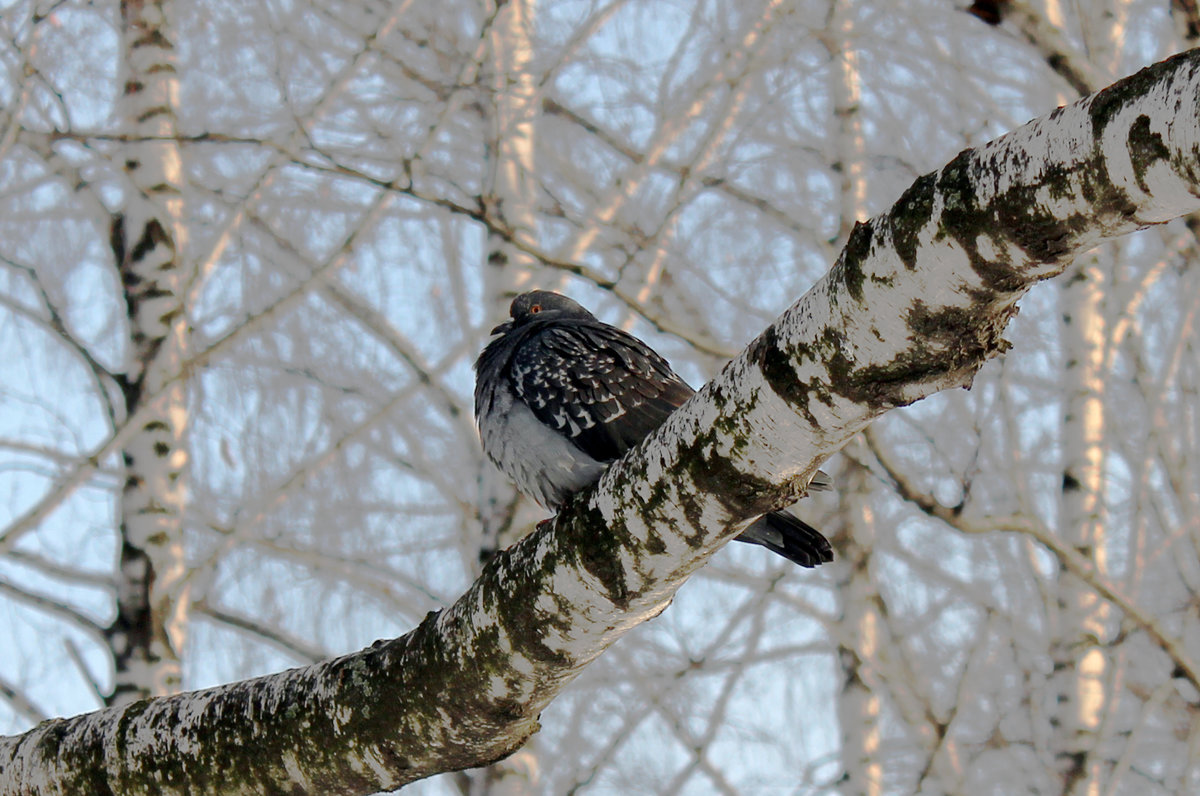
734;511;833;568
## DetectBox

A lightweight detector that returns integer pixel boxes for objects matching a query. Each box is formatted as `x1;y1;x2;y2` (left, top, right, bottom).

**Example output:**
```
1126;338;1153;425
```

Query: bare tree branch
0;677;45;727
194;599;327;664
865;426;1200;689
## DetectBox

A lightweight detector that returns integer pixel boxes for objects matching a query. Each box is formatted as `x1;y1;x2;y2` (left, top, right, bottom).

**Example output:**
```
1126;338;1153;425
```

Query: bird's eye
530;304;542;314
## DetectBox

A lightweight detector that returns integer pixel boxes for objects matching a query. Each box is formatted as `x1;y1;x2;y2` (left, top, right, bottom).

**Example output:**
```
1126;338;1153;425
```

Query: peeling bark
4;45;1200;796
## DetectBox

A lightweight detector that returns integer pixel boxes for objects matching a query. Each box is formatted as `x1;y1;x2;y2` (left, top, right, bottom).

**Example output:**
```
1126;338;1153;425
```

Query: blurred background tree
1;0;1198;793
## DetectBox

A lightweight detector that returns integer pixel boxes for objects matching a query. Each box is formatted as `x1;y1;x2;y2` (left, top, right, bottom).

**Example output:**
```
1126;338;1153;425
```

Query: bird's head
490;290;595;334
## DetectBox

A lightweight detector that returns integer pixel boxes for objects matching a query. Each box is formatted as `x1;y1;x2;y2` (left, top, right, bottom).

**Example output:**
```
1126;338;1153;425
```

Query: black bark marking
838;220;873;301
130;219;174;264
485;545;572;665
828;300;1015;410
1086;52;1193;133
110;214;127;265
932;148;1122;295
751;325;830;426
1128;114;1172;193
890;172;937;270
570;499;634;609
679;426;780;527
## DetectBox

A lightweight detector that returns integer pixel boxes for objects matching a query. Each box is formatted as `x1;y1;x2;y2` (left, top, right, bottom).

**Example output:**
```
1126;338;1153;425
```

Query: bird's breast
477;380;607;511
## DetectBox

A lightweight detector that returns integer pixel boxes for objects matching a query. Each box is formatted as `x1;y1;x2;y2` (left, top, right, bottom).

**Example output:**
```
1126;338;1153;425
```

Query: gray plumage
474;290;833;568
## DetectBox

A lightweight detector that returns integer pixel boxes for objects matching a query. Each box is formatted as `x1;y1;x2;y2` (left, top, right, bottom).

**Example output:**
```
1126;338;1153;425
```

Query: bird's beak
490;319;514;336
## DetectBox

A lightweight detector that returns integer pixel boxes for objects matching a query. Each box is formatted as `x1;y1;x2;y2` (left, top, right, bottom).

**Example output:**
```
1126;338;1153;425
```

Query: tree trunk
105;0;192;707
837;458;884;796
826;9;884;791
477;0;545;568
1050;7;1119;791
1053;251;1113;794
472;2;544;792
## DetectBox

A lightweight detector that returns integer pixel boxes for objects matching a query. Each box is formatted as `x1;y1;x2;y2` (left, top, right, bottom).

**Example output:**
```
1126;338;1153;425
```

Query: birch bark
824;6;884;792
106;0;192;707
474;2;544;792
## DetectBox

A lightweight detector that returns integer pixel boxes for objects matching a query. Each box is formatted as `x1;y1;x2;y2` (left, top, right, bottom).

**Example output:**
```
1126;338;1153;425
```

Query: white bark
476;3;544;792
483;0;540;289
107;0;192;705
826;8;884;791
1053;250;1113;794
479;0;545;568
3;42;1200;796
837;459;884;796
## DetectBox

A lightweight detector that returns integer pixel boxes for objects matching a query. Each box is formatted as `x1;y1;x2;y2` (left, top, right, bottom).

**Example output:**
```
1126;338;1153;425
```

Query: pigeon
474;290;833;568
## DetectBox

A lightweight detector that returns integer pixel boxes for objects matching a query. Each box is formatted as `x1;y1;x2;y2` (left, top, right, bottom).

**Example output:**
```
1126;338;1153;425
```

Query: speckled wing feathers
510;323;695;463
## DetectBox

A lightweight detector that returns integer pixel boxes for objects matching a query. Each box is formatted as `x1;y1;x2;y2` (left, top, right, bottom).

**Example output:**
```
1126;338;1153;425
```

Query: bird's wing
510;322;695;462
